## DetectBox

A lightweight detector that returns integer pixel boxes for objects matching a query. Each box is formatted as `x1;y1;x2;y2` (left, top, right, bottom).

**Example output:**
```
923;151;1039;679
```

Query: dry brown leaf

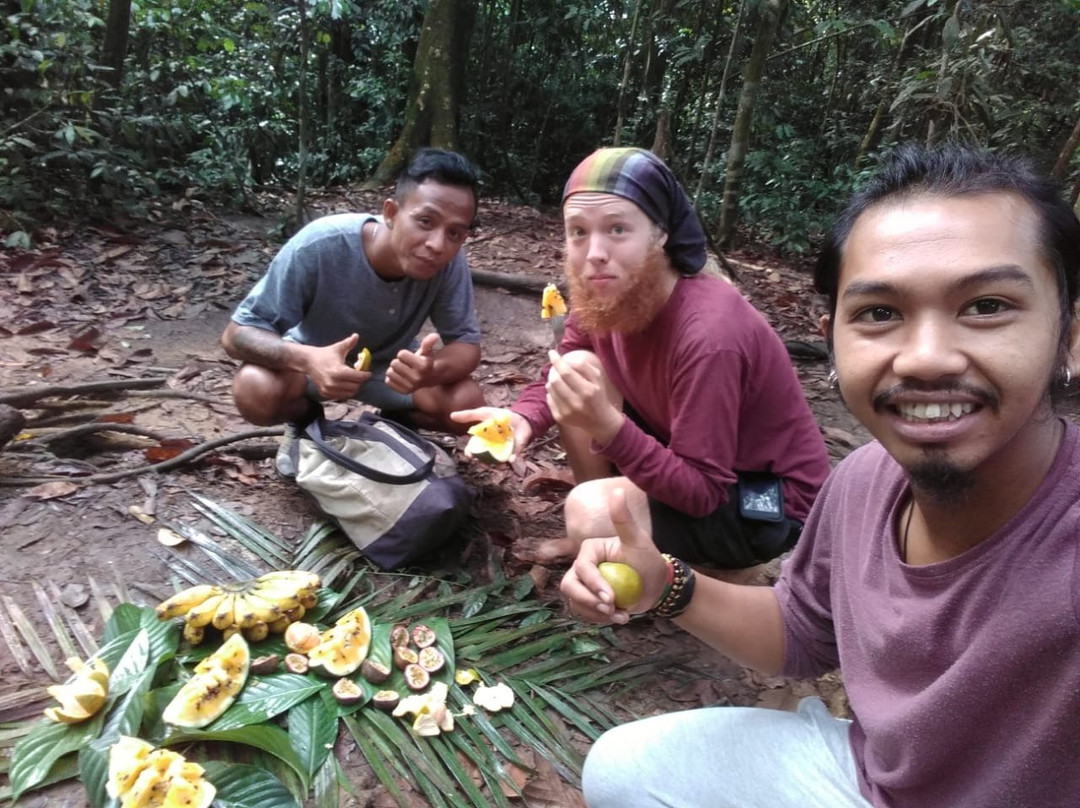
23;481;79;500
519;754;586;807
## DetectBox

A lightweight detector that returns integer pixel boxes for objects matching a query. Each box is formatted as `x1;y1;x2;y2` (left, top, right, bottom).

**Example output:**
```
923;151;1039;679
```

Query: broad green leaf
207;673;324;730
101;604;178;667
166;724;308;791
312;753;340;808
108;629;150;697
9;711;104;800
79;741;112;808
100;665;156;742
202;761;300;808
287;695;339;781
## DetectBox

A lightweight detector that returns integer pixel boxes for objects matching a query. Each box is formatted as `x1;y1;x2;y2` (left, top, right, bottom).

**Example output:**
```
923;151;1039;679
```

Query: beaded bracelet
649;554;696;618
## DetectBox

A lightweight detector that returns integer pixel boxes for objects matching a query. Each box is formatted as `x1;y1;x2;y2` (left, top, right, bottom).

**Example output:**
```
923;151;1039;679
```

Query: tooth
912;403;927;419
951;403;964;418
925;404;941;419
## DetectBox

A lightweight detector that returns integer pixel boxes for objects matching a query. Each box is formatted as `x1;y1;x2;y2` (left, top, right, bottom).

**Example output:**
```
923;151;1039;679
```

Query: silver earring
1065;367;1073;388
827;369;839;391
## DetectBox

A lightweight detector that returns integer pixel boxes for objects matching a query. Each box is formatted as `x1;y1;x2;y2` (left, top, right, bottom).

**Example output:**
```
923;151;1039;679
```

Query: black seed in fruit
389;625;410;648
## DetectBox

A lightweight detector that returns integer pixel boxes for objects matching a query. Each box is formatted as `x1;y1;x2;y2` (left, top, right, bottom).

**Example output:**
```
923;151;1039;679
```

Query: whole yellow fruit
597;562;643;610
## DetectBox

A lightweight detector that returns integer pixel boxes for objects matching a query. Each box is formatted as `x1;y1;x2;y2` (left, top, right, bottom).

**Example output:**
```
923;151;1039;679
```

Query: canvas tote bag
292;413;470;569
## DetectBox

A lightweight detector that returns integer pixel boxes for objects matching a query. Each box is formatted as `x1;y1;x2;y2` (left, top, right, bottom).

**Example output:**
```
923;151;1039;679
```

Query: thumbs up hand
306;333;369;400
559;487;668;624
387;332;440;394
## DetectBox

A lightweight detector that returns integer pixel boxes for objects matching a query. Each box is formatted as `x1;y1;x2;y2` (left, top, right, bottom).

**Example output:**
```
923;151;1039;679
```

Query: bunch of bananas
155;570;320;645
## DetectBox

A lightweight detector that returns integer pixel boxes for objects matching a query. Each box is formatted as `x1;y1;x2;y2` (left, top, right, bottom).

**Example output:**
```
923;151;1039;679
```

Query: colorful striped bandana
562;147;707;274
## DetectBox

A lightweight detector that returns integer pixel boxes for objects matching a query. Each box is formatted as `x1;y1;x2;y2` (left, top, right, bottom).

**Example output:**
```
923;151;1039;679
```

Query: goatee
907;452;976;505
566;245;672;335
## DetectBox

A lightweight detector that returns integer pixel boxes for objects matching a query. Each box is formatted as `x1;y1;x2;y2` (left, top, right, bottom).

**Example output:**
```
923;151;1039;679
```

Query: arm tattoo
232;327;290;368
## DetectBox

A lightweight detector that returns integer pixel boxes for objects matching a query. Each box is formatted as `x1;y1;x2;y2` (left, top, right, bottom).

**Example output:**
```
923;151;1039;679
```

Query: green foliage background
1;0;1078;252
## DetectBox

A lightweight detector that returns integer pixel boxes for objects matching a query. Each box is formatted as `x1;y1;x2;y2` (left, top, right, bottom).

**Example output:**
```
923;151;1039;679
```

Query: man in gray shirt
221;148;485;476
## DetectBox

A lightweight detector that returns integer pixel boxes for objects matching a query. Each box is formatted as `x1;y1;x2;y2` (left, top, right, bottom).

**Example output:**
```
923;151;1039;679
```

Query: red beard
566;245;674;335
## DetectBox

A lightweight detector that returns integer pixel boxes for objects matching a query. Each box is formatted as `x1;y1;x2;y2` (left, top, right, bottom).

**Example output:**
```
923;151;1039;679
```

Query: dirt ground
0;189;866;805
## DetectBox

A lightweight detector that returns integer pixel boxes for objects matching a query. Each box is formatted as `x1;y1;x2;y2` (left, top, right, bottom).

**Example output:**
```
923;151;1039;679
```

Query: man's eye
962;298;1010;316
854;306;898;323
611;225;625;235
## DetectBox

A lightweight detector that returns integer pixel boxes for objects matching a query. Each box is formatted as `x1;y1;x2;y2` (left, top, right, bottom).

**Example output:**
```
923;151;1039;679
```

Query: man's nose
586;234;608;264
427;229;448;253
891;316;968;380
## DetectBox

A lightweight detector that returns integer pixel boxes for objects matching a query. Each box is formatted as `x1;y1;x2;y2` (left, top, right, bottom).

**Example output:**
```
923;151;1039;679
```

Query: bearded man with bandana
455;147;829;569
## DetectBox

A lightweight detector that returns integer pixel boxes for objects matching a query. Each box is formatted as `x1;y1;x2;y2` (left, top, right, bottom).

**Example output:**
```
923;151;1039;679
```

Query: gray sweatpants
582;697;872;808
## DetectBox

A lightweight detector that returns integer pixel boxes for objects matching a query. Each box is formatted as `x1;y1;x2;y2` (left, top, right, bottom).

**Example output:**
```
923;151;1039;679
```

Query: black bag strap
304;415;435;485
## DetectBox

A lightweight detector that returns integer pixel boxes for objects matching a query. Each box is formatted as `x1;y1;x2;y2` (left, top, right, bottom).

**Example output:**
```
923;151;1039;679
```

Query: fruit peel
597;561;643;610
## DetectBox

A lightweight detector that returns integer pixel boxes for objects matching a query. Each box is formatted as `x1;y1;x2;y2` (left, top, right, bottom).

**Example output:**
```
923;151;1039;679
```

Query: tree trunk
613;0;645;146
716;0;787;249
369;0;476;186
293;0;310;230
694;0;747;206
101;0;132;89
1051;113;1080;181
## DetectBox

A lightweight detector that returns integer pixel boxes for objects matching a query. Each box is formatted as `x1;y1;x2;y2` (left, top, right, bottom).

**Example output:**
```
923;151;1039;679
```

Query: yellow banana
237;591;287;624
155;585;223;620
268;615;291;634
184;593;225;629
211;593;236;631
182;622;205;645
257;570;320;587
243;621;269;642
299;592;318;610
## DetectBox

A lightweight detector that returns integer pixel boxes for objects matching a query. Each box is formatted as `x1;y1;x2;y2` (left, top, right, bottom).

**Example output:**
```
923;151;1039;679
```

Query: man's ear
819;314;831;339
382;198;398;229
1067;303;1080;377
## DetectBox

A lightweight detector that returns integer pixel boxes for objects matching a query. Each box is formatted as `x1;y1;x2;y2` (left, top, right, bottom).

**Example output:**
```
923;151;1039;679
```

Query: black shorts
648;489;803;569
622;403;802;568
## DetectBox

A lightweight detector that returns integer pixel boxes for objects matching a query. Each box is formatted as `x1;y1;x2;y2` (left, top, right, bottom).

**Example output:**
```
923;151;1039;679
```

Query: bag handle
304;416;435;485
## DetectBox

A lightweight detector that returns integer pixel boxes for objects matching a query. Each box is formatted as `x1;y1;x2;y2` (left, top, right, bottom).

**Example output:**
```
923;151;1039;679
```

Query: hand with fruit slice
451;406;532;464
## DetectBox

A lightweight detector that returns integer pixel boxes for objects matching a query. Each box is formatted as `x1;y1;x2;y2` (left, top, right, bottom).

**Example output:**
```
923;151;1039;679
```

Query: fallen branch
469;268;550;294
0;377;168;407
0;427;282;486
10;422;169;447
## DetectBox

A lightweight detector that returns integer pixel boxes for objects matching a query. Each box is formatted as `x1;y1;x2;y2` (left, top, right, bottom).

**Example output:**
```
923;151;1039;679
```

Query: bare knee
232;364;308;425
412;379;485;434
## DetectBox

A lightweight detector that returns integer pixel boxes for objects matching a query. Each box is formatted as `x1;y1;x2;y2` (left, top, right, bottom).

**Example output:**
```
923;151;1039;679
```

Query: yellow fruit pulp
465;413;514;463
597;562;643;610
162;633;250;728
541;283;567;319
308;606;372;676
354;347;372;372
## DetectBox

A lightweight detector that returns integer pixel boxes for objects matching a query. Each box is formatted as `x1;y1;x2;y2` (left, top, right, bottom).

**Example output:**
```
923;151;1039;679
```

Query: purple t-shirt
777;422;1080;807
512;275;829;520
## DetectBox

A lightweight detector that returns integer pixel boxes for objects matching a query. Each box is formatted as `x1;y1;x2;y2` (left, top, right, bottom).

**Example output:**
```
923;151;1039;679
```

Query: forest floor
0;187;873;807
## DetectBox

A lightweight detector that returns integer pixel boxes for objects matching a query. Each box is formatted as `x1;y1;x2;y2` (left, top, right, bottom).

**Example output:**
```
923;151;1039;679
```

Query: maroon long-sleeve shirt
512;274;829;520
